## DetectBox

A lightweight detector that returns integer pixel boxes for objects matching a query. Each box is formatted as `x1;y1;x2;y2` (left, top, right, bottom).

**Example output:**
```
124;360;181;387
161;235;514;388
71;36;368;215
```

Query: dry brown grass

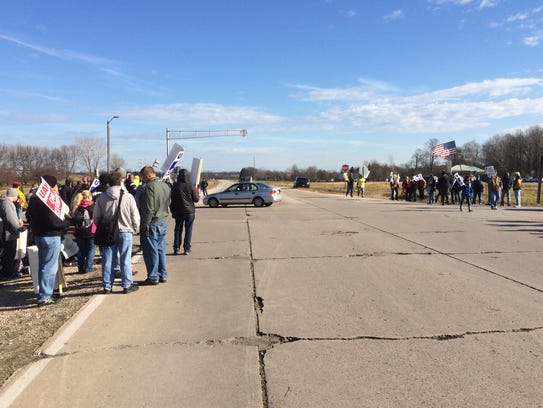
0;266;102;387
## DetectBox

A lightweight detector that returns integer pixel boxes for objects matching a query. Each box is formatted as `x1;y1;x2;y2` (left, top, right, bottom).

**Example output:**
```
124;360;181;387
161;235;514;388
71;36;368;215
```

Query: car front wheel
208;198;219;208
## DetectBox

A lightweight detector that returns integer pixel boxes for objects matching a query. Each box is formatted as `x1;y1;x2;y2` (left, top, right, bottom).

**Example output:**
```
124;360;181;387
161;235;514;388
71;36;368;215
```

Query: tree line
2;126;542;185
245;125;543;182
0;137;126;185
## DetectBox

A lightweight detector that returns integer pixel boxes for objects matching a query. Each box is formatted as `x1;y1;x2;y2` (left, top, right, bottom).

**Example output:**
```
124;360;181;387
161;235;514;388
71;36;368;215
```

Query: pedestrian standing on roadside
459;173;473;212
26;176;71;306
512;172;522;207
138;166;171;285
427;175;436;204
0;188;25;281
345;170;354;197
357;176;366;197
200;177;208;197
94;170;140;294
472;175;484;204
436;171;449;205
390;173;399;200
500;172;511;207
488;175;500;210
170;169;200;255
72;190;97;274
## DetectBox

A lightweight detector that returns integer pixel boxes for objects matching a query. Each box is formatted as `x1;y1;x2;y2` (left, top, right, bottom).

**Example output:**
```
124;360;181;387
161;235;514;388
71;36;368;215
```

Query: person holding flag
26;176;71;306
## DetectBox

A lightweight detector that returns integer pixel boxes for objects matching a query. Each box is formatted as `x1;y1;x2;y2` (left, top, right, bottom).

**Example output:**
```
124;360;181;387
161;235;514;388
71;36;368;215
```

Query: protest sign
453;172;465;187
89;178;100;192
36;178;70;220
190;158;203;188
161;143;185;179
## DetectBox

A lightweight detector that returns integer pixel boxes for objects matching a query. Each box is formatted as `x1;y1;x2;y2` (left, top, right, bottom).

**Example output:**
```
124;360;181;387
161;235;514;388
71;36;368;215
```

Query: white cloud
338;9;356;17
383;10;405;22
0;33;111;66
428;0;498;10
1;89;69;103
0;112;69;125
478;0;498;10
285;77;543;135
121;103;284;127
523;32;543;47
506;13;529;23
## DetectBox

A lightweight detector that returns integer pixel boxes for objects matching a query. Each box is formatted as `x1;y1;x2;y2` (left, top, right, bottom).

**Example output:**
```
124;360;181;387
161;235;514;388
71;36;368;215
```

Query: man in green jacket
138;166;171;285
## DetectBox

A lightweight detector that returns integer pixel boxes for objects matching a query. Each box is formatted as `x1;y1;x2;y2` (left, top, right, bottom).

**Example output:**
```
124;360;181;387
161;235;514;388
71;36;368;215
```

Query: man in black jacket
26;176;71;306
170;169;200;255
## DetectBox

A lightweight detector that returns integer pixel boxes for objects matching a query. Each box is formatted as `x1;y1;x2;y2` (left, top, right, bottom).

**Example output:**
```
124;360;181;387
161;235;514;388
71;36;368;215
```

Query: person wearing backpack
72;190;96;274
94;170;140;294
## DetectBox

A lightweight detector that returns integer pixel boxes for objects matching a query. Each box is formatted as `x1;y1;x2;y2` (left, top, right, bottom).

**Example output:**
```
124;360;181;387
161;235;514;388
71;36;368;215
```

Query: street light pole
106;116;120;172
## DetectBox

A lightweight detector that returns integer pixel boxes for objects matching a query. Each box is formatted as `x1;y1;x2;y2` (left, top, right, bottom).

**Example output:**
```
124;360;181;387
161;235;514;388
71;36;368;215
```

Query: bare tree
424;138;440;171
8;144;52;182
458;140;483;167
76;137;106;176
409;148;426;171
110;153;126;170
52;144;81;180
0;143;7;166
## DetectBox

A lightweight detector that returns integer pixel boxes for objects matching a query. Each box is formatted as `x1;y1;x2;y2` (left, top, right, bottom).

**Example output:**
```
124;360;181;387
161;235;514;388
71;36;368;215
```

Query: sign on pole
161;143;185;180
485;166;496;177
190;157;203;188
89;178;100;192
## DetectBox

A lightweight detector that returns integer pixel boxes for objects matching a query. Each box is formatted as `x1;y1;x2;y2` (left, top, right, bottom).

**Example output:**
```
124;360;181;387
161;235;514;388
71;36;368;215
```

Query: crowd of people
388;170;523;210
0;167;200;306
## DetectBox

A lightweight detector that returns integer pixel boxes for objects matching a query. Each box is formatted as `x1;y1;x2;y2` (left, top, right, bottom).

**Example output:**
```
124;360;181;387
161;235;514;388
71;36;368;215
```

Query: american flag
432;141;457;158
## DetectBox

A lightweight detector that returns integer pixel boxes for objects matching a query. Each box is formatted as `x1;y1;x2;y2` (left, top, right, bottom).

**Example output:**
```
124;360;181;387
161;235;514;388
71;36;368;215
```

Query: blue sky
1;0;543;172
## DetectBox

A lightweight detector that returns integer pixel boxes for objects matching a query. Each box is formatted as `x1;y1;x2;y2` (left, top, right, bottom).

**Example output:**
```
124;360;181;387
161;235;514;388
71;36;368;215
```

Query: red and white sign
36;178;70;220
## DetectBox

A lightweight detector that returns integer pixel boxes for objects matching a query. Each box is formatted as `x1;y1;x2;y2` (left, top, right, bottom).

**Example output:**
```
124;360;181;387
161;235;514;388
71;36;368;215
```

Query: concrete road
2;186;543;407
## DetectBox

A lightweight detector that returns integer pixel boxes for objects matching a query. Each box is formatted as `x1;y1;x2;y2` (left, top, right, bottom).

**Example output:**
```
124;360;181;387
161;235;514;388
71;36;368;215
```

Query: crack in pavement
37;325;543;360
302;200;543;294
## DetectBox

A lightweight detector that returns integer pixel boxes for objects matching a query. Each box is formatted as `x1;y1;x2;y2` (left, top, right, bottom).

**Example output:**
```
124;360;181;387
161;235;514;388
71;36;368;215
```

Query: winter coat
0;197;20;242
170;181;200;217
93;186;140;234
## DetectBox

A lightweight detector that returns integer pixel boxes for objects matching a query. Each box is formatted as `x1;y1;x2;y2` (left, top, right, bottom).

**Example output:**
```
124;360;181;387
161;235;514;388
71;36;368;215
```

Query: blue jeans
35;235;61;303
501;188;511;206
76;236;96;273
101;232;134;290
174;213;195;252
460;194;471;211
514;189;522;206
489;191;499;209
142;220;167;282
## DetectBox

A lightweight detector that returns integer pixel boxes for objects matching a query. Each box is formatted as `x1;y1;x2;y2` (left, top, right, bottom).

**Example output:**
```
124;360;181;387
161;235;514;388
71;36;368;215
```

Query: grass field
272;180;543;207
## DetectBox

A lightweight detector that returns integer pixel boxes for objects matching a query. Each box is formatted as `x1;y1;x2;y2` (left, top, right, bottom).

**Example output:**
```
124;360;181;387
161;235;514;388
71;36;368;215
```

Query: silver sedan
203;182;282;207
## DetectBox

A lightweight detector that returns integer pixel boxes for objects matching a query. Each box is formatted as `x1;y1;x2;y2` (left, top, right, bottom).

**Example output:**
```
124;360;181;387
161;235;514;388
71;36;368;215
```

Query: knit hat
114;167;127;179
6;188;18;198
43;175;58;188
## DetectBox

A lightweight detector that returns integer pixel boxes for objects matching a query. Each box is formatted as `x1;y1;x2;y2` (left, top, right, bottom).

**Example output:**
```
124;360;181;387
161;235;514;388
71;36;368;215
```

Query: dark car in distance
293;177;310;188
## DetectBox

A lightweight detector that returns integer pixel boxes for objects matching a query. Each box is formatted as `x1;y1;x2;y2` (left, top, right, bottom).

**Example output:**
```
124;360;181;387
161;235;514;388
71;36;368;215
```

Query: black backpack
74;206;92;231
